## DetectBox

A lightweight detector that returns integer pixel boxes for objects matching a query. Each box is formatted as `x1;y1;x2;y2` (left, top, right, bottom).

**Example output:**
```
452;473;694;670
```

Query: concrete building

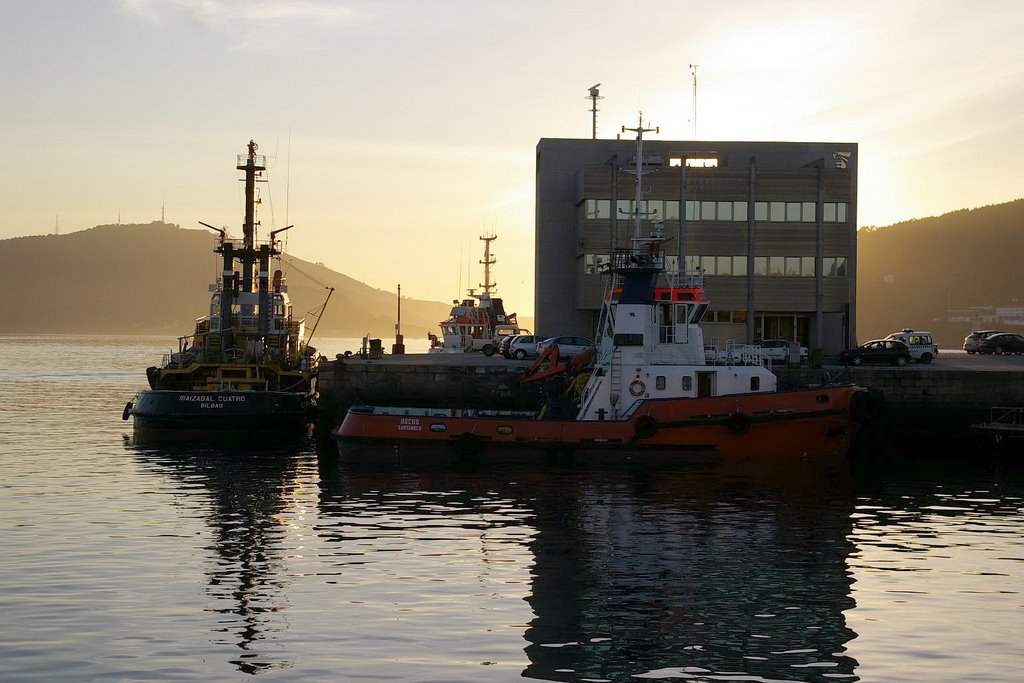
535;138;858;354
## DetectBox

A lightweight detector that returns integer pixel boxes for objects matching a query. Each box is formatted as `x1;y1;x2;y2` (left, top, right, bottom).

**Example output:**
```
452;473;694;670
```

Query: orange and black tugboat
123;141;328;436
334;118;878;460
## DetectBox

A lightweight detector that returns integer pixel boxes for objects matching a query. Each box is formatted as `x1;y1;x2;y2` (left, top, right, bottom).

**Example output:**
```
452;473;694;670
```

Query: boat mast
478;234;497;296
621;113;659;242
238;140;265;296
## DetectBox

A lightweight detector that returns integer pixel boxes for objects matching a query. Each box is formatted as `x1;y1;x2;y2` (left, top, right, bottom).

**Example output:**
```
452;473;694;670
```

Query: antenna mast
479;234;497;294
587;83;603;139
621;113;659;239
689;64;699;139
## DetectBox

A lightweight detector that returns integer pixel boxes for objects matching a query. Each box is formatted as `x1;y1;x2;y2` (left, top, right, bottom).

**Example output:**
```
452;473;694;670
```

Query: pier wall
318;355;1024;441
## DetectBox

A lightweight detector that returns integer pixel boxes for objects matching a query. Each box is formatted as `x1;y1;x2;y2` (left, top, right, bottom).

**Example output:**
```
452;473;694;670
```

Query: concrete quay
317;351;1024;443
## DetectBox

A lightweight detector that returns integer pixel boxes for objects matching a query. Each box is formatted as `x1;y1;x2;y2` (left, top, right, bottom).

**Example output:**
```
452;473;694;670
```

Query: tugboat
334;118;878;459
428;234;527;356
124;140;327;436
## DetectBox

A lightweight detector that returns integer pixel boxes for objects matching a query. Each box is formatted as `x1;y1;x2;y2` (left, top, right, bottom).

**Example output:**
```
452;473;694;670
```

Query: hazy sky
3;1;1022;314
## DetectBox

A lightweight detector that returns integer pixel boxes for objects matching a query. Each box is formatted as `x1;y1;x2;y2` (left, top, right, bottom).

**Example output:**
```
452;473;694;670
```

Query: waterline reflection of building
318;456;860;681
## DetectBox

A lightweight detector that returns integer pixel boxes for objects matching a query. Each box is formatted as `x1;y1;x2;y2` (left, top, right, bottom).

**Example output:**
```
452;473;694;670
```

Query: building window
647;199;664;219
685;254;701;271
732;256;748;276
585;199;610;219
769;256;785;276
584;253;609;274
801;256;815;277
823;202;848;222
733;201;748;221
755;202;768;221
716;256;733;276
786;202;802;222
717;201;733;221
701;201;716;220
770;202;786;222
733;310;748;324
664;200;679;220
686;200;698;220
701;255;716;274
802;202;816;222
785;257;801;276
822;256;849;276
754;256;767;276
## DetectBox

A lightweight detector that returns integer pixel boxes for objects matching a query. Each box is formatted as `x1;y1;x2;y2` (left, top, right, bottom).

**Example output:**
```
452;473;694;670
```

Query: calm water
1;335;1022;682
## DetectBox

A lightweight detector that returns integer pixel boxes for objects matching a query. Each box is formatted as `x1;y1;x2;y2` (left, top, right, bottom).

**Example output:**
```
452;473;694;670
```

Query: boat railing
985;406;1024;426
662;268;705;290
704;340;765;366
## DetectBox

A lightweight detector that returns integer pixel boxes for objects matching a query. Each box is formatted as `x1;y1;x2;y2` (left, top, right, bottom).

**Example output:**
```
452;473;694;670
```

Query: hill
0;222;454;338
857;198;1024;346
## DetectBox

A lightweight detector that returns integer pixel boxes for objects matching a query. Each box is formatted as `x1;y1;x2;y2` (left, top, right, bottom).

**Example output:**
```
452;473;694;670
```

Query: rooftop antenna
587;83;603;139
161;196;165;223
621;112;659;239
689;64;699;139
479;233;497;295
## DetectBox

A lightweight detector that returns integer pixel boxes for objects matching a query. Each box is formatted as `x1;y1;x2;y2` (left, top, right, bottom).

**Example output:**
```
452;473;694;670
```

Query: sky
2;1;1022;314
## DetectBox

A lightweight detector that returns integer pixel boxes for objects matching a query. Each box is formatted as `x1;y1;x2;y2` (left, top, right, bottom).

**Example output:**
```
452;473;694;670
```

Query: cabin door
696;371;715;398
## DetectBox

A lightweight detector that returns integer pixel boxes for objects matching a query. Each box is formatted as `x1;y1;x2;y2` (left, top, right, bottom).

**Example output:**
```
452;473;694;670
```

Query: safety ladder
609;348;623;418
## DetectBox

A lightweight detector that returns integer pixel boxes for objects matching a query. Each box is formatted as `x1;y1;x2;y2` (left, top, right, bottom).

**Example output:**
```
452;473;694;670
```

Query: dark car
976;333;1024;355
839;339;911;366
963;329;1005;353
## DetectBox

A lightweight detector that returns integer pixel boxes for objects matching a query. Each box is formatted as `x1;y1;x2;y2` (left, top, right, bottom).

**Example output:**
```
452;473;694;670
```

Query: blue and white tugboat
124;140;327;436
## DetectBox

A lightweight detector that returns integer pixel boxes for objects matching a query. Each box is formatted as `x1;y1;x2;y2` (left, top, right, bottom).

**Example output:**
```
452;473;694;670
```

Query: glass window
716;255;732;275
823;257;837;276
585;199;610;219
801;256;815;277
769;256;785;276
770;202;786;222
733;201;748;221
584;253;609;274
786;202;801;221
751;376;761;391
682;376;692;391
754;256;767;275
664;200;679;220
733;310;748;324
836;256;848;277
837;202;848;222
664;255;678;270
685;254;701;270
686;200;698;220
824;203;837;222
732;255;748;276
717;201;733;221
785;257;801;276
802;202;816;222
701;201;716;220
755;202;768;221
655;376;666;390
618;199;633;217
647;200;663;218
701;256;716;274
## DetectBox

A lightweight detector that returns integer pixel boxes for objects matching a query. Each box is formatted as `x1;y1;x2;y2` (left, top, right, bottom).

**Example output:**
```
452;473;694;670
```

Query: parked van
884;329;938;363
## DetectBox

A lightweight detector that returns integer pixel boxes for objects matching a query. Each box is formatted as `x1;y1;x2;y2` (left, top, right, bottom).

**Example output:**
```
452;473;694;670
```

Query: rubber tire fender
725;412;751;436
850;388;883;424
634;414;658;440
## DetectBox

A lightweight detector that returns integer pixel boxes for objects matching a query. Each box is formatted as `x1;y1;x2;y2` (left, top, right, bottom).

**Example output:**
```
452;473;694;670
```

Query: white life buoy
629;379;646;396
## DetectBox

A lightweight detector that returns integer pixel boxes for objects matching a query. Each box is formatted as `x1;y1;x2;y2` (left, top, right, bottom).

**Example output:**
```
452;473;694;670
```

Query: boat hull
333;385;875;460
130;389;311;434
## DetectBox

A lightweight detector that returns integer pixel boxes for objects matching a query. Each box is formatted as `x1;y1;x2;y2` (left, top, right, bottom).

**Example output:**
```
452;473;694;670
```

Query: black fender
850;388;884;424
725;412;751;436
634;414;658;439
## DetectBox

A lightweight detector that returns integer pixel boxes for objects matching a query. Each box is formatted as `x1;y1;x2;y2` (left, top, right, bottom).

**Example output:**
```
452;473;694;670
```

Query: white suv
884;330;938;363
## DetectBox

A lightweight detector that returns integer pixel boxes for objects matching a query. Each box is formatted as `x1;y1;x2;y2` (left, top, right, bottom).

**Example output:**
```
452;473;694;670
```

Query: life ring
725;412;751;436
628;379;646;396
634;415;658;439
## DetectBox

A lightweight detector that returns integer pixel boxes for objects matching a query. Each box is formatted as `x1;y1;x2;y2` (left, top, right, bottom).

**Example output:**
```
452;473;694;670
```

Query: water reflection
319;454;861;682
129;440;307;674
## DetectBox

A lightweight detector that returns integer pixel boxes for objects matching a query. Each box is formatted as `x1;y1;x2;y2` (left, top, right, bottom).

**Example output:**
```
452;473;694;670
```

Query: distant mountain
0;222;453;339
857;198;1024;346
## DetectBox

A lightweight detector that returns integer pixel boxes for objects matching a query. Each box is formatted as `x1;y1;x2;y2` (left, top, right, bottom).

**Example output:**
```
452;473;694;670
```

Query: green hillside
0;221;452;338
857;198;1024;345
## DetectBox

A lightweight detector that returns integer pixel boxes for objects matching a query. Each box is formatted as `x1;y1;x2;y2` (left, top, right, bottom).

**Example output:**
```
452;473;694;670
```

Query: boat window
682;376;693;391
690;303;708;323
613;333;643;346
751;376;761;391
656;376;666;390
675;304;689;324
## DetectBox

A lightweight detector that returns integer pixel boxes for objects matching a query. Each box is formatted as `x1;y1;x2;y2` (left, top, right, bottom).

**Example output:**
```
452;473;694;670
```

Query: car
976;332;1024;355
839;339;911;366
757;339;809;363
535;335;595;360
884;329;938;363
504;334;539;360
963;330;1005;354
